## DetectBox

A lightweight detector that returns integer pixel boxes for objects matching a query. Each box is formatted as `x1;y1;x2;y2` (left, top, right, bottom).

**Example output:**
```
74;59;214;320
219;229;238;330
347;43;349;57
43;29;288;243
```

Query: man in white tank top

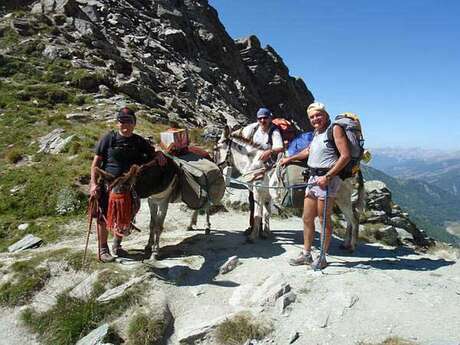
281;102;350;269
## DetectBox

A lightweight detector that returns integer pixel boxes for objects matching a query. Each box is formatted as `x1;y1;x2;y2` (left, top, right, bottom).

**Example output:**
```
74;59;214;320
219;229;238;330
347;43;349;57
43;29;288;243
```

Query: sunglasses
118;117;135;124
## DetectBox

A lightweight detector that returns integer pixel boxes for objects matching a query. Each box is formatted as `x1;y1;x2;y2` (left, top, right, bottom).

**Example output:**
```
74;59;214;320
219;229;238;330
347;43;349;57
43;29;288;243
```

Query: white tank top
307;129;338;169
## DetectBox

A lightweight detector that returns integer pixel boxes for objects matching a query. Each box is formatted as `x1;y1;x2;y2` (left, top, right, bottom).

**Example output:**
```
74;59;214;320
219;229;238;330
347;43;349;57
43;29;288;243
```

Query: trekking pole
82;219;92;269
82;196;96;269
315;185;329;272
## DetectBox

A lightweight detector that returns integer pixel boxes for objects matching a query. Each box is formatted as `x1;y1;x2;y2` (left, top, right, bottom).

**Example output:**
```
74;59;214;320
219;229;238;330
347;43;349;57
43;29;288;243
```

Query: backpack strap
109;130;117;149
249;123;259;140
325;124;339;154
248;123;277;147
267;124;277;147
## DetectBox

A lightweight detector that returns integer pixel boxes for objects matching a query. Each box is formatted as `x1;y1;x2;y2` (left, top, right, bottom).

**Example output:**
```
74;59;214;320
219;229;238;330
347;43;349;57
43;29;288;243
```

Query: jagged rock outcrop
358;180;434;247
3;0;314;128
236;35;314;129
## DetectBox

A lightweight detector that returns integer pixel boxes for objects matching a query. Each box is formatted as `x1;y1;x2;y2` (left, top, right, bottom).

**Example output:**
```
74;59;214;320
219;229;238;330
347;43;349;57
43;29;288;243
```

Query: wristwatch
325;173;332;181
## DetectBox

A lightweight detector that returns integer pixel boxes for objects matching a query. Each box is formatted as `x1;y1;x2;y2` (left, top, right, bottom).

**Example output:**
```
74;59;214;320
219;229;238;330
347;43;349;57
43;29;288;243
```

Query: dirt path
133;202;460;345
1;200;459;345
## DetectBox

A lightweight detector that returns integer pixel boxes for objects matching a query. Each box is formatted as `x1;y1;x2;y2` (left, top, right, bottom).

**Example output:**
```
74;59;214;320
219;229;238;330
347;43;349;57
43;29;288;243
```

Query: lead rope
315;185;329;272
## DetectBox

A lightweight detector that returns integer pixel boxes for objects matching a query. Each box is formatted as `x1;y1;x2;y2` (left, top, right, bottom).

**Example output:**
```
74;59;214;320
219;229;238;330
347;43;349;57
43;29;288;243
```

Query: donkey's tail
354;170;366;212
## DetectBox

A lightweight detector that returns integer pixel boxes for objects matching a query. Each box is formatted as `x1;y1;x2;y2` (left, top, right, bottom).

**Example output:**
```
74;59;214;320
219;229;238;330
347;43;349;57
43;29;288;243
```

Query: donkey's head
213;125;267;178
213;125;232;169
95;165;141;193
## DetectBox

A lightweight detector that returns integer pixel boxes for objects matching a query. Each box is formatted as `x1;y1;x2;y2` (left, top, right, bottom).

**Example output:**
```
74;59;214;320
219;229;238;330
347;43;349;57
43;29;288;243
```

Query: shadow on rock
143;228;286;286
337;256;455;271
274;229;456;271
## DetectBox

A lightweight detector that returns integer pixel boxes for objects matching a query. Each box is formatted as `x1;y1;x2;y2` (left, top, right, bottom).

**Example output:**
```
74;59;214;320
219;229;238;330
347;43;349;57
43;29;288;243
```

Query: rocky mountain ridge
362;165;460;245
370;149;460;197
2;0;314;128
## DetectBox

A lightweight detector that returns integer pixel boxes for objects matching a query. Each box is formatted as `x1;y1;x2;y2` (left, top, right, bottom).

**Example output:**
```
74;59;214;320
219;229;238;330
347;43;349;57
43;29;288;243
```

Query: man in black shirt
90;107;166;262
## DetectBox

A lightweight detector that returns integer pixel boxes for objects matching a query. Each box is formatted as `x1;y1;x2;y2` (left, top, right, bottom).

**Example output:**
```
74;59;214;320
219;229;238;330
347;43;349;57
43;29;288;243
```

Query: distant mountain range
361;165;460;245
370;148;460;196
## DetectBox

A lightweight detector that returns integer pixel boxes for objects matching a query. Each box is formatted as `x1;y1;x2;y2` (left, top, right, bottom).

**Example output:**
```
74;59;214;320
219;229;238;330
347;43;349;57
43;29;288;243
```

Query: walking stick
315;185;329;271
82;195;97;268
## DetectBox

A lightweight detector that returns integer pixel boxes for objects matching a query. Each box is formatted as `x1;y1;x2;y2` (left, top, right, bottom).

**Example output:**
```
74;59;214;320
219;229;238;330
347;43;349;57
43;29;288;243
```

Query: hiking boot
112;237;128;257
99;247;115;263
289;251;313;266
112;246;129;257
311;256;328;270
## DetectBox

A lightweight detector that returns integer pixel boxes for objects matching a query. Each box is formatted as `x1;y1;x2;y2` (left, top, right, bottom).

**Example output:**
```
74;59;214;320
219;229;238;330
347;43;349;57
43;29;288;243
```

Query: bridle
213;135;233;171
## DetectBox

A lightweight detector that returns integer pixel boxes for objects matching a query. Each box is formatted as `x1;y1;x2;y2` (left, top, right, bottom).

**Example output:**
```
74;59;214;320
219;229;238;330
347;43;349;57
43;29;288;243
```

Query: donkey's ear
223;125;230;138
95;167;115;182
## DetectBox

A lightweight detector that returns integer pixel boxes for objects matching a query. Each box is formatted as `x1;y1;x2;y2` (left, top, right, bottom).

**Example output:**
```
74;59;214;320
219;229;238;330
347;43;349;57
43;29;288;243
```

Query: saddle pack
326;113;365;179
174;152;225;209
271;161;307;209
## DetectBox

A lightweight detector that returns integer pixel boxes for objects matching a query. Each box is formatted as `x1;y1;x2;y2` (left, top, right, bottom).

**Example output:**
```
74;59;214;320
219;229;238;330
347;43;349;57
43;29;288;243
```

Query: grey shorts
305;175;342;200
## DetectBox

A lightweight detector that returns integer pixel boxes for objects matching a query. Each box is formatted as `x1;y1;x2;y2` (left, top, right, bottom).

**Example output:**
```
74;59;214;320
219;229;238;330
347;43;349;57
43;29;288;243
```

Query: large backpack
272;118;297;142
249;118;296;146
326;113;365;179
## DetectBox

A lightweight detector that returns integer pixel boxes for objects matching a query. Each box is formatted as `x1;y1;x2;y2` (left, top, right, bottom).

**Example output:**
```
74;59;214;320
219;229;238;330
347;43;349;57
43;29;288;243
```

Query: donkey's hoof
339;243;355;253
186;226;194;231
260;230;272;240
243;227;253;236
144;247;153;260
205;228;211;235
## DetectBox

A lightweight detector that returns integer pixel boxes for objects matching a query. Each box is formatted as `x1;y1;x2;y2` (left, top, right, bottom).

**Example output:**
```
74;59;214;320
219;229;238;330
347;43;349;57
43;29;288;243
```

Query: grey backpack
326;113;364;179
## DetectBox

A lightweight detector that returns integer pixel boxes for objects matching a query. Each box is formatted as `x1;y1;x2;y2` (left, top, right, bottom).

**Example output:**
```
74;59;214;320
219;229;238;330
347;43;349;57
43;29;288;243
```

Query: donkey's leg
187;210;199;231
146;197;169;259
336;179;358;252
204;203;211;235
249;187;263;242
262;195;272;238
350;209;360;251
145;197;158;259
153;198;169;258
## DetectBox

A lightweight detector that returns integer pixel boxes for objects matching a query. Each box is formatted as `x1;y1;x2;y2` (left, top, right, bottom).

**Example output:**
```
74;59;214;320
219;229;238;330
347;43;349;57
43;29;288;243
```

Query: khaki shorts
305;175;342;200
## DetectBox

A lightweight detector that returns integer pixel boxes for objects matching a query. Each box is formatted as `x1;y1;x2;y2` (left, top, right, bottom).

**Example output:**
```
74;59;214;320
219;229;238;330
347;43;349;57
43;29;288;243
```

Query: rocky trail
1;198;459;345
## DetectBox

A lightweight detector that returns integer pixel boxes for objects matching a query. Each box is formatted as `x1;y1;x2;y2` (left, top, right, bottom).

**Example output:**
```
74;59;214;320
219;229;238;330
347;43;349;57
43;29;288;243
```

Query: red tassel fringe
106;191;133;237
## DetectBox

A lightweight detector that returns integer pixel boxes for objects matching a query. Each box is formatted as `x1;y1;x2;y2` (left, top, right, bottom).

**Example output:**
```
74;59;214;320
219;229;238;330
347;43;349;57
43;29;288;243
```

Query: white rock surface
8;234;42;252
17;223;29;231
76;323;109;345
96;275;146;303
219;255;239;274
249;273;291;306
37;128;75;154
69;270;106;300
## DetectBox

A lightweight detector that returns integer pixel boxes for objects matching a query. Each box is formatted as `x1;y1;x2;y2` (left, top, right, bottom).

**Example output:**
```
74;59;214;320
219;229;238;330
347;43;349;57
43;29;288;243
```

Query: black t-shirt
95;131;155;177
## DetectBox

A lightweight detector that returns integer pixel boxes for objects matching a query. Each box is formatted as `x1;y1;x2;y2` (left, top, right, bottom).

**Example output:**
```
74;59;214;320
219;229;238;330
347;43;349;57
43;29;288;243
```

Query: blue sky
209;0;460;150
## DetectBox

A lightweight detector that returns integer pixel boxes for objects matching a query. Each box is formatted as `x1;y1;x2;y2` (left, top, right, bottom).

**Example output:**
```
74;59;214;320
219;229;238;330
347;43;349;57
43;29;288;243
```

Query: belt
308;167;330;176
